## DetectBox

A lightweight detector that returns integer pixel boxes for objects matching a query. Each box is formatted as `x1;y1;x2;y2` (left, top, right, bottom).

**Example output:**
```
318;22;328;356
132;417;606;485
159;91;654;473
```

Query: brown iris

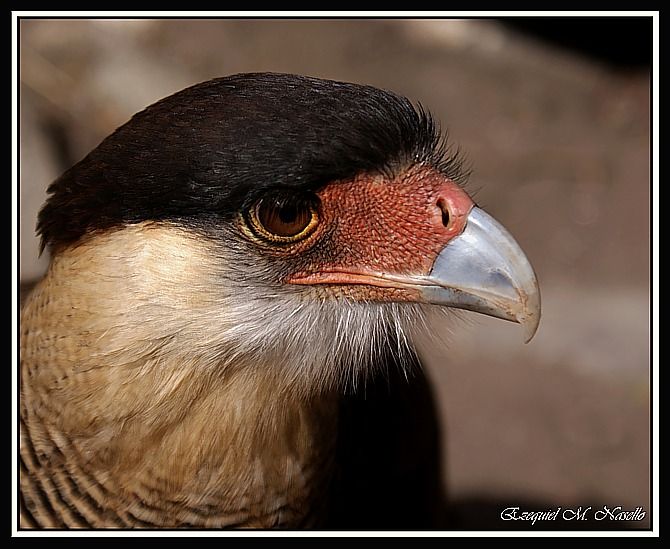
248;192;319;243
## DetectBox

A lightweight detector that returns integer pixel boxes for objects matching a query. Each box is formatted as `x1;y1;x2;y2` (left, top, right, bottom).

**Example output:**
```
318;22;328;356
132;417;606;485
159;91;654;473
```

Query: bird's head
37;73;540;396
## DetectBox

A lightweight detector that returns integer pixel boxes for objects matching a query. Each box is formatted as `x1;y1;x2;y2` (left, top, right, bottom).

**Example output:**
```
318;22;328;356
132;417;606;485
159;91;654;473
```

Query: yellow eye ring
246;193;320;243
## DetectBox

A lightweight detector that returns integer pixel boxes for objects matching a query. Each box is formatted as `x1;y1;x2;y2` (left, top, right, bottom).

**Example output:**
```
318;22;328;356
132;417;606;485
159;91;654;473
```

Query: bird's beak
418;206;541;343
290;205;540;342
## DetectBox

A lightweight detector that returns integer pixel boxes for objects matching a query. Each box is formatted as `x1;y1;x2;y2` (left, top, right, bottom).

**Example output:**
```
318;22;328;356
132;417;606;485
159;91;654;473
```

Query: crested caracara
20;73;540;529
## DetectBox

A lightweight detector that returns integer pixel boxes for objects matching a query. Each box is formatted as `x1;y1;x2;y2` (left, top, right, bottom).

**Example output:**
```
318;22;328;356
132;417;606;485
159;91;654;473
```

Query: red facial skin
286;166;474;300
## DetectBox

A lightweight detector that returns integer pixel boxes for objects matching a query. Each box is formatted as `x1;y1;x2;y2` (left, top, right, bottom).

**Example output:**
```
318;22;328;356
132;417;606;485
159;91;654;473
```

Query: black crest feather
37;73;465;251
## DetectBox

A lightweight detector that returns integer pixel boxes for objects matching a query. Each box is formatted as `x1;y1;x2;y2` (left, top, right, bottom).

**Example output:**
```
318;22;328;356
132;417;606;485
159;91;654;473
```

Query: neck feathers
20;229;340;527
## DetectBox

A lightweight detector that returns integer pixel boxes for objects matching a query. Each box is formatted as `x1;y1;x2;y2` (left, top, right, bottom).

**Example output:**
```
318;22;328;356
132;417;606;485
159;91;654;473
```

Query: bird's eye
247;192;319;243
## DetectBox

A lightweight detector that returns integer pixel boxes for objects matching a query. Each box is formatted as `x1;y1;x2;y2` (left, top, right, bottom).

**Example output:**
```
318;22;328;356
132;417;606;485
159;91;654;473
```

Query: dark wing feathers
330;350;446;528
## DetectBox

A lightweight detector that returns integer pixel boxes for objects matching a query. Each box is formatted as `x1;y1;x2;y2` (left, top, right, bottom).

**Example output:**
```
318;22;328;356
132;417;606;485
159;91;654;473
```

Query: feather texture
20;223;446;528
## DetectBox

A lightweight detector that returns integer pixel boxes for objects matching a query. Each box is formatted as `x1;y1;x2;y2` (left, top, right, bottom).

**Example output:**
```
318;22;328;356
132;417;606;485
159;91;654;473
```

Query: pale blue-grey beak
288;205;540;342
421;207;541;342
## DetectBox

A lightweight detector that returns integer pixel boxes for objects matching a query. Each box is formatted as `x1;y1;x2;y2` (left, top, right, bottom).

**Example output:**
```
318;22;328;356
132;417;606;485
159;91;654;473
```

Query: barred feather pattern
19;223;448;528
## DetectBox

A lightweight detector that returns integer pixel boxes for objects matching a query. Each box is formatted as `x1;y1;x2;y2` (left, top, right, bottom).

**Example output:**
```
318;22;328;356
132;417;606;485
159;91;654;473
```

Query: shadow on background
502;17;652;69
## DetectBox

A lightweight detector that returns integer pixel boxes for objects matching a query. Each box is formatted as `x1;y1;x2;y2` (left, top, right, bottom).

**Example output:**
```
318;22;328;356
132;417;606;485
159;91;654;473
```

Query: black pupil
255;193;316;239
278;203;298;224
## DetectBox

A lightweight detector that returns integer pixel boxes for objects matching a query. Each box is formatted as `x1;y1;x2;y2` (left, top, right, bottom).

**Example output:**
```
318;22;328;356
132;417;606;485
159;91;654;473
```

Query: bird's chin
292;277;424;304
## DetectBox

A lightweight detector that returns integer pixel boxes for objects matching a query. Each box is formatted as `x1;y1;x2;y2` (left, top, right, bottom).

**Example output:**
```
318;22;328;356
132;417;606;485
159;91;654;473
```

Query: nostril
436;199;450;227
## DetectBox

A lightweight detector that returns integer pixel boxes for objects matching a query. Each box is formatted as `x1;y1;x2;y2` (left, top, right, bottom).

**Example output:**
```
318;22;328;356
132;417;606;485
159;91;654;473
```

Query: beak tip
522;316;540;344
519;287;541;344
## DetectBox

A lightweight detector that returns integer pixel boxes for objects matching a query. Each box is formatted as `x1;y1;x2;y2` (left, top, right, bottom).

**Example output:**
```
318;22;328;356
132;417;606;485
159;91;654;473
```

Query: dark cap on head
38;73;464;251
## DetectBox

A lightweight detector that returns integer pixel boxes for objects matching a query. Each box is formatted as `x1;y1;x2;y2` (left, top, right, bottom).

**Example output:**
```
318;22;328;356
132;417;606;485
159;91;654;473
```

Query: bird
19;72;540;529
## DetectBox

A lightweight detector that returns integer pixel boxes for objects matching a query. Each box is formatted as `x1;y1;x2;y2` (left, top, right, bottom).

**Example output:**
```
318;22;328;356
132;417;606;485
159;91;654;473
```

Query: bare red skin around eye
286;166;474;300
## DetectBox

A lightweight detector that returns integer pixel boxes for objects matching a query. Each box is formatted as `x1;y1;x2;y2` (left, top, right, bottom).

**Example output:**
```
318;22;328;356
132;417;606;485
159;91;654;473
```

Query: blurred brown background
19;18;651;529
